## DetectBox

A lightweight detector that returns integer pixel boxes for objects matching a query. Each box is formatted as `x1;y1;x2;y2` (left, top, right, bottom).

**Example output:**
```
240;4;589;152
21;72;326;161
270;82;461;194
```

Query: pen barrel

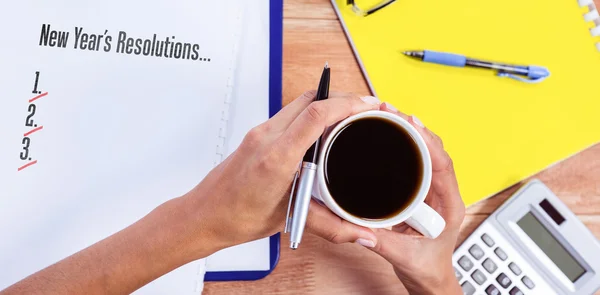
303;138;321;163
289;162;317;249
423;50;467;67
465;59;529;75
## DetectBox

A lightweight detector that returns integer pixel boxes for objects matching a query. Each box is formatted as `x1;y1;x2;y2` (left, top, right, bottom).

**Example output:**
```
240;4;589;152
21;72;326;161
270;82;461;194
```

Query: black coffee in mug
324;117;424;220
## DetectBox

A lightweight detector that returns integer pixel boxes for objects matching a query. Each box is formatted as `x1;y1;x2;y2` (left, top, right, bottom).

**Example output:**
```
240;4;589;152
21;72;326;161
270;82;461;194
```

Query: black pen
284;62;330;249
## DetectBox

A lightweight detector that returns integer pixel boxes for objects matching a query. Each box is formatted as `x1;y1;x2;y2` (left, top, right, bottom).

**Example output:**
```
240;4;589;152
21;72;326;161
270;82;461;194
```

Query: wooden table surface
204;1;600;294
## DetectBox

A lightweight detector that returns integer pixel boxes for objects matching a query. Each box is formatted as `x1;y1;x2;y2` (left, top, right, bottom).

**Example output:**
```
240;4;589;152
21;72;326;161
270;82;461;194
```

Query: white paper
204;0;272;273
0;1;242;294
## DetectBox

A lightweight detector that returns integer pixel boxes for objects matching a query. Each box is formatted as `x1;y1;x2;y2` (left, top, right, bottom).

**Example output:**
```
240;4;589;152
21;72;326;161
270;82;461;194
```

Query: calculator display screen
518;212;586;282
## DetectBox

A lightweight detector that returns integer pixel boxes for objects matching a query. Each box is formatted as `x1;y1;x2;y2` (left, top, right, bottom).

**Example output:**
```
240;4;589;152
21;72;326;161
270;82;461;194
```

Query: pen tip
324;61;329;69
402;51;410;56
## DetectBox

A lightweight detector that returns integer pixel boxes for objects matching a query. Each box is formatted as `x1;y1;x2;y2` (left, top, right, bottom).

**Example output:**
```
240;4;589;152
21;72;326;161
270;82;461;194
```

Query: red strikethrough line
17;160;38;171
24;125;44;137
29;92;48;103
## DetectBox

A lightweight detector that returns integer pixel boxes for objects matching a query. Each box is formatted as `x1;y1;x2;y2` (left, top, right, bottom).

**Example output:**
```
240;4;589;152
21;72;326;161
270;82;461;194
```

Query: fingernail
383;102;398;112
360;96;380;105
355;238;376;248
411;115;424;128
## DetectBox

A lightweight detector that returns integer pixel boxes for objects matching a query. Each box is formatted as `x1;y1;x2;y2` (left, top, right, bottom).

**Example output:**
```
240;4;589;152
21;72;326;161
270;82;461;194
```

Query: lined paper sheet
0;1;242;293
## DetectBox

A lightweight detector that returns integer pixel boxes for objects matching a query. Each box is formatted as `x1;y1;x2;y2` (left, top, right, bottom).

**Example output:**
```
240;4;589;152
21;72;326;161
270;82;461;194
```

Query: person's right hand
306;102;465;295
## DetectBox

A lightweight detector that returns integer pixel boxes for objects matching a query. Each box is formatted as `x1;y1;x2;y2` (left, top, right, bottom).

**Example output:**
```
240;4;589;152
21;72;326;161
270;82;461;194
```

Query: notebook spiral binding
213;7;244;169
578;0;600;51
200;5;244;293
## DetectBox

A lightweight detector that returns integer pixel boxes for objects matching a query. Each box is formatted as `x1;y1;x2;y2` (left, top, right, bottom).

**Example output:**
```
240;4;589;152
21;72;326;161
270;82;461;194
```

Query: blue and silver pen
403;50;550;83
284;62;330;249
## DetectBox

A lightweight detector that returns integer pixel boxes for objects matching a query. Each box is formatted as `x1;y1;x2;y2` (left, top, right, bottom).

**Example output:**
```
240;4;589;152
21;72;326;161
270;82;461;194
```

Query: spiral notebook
0;0;278;293
332;0;600;207
203;0;282;282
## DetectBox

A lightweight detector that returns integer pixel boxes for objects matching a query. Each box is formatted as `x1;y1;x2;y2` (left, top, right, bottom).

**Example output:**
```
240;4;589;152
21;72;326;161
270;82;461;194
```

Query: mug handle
405;202;446;239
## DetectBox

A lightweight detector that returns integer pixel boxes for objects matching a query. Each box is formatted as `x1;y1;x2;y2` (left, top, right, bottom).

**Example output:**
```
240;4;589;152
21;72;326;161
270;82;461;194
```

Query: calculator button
494;247;508;261
508;262;522;276
496;273;512;289
522;276;535;289
485;284;500;295
482;258;497;274
454;267;463;281
458;255;474;271
509;286;524;295
471;269;487;285
481;234;495;247
461;281;476;295
469;244;485;260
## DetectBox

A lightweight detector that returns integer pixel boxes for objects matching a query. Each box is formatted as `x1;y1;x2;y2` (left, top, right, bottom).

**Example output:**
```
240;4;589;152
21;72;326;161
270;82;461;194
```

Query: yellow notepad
332;0;600;206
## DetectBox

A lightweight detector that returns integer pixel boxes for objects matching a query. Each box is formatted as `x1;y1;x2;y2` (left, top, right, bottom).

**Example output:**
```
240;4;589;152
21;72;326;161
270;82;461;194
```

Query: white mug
312;110;446;238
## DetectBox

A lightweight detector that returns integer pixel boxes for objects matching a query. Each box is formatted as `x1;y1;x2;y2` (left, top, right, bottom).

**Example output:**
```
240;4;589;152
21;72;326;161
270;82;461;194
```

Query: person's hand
0;91;384;295
371;103;465;294
306;102;465;295
174;91;382;260
0;92;461;295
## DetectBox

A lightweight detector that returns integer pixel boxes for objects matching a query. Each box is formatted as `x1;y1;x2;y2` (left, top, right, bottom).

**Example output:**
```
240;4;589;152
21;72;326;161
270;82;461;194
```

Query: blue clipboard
203;0;283;282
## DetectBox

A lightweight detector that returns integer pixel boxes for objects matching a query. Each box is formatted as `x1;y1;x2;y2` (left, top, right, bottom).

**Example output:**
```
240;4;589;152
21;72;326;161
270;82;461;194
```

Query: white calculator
453;179;600;295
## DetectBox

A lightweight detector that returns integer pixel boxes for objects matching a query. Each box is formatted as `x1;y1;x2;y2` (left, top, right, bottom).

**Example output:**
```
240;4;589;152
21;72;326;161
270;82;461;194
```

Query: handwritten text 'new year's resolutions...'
38;24;212;62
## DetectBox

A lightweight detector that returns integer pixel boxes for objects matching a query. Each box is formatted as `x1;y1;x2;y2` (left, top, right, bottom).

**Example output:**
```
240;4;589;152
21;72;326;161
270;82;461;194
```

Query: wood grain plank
206;215;600;294
284;0;337;20
204;0;600;293
313;237;406;295
283;18;371;105
203;235;317;295
284;0;600;21
467;143;600;215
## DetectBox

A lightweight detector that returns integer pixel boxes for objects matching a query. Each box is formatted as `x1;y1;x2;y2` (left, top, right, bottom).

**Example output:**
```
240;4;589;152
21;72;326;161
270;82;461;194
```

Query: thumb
305;199;378;247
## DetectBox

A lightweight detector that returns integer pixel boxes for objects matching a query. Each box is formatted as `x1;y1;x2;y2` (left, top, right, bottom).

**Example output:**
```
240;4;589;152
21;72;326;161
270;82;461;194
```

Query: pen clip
497;65;550;84
284;164;301;233
498;72;548;84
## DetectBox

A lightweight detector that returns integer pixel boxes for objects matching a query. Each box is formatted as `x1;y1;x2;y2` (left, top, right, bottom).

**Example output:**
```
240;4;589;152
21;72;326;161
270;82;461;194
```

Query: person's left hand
0;91;384;295
174;91;381;260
